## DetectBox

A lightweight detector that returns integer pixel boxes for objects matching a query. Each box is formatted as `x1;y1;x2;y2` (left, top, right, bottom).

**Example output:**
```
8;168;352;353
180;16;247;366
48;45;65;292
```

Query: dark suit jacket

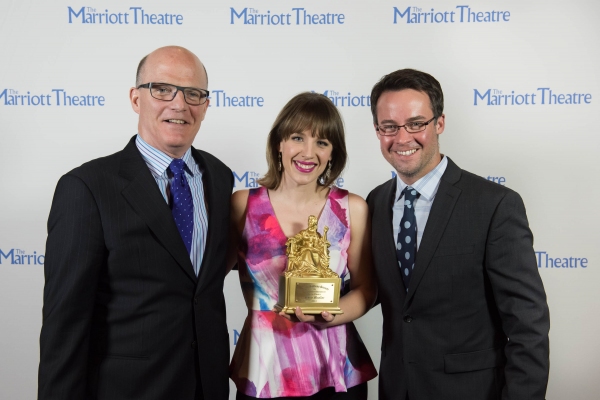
368;158;549;400
38;136;233;400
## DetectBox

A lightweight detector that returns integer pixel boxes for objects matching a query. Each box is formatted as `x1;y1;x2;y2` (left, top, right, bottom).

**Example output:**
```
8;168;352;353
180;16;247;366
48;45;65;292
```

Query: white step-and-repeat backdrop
1;1;598;398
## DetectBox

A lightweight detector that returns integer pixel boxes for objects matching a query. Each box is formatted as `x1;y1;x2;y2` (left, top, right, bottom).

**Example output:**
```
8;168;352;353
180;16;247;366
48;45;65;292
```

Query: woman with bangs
228;92;377;400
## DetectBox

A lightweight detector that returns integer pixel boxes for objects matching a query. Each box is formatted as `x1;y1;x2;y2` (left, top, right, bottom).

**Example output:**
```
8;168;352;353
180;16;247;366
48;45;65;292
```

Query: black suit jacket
368;158;549;400
38;136;233;400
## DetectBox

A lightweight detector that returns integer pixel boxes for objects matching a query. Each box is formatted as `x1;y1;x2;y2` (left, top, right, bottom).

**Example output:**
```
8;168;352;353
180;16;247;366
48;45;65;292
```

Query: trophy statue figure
285;216;338;278
275;215;343;315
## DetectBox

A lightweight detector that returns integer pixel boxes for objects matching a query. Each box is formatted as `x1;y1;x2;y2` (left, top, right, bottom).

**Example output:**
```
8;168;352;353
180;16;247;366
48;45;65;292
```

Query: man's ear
435;114;445;135
130;87;140;115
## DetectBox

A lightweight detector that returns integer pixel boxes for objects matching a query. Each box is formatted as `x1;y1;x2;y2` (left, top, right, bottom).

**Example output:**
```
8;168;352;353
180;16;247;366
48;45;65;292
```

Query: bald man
38;46;233;400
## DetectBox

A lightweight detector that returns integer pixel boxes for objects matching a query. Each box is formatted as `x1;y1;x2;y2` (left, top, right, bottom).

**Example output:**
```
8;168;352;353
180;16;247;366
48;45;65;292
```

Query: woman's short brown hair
258;92;347;190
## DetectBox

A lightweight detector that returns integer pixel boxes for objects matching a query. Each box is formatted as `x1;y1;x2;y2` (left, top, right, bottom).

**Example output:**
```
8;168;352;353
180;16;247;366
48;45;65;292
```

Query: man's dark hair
370;68;444;124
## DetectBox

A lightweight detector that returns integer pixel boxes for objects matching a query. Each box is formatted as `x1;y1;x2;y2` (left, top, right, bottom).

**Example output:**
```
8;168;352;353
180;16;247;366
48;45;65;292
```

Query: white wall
1;1;598;398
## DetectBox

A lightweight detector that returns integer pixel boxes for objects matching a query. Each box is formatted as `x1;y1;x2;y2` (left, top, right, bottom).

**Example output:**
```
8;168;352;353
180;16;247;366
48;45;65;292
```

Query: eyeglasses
376;116;437;136
137;82;209;105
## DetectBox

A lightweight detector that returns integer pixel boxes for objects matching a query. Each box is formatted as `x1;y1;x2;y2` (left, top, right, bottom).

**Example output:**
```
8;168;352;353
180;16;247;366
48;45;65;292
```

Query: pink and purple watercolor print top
230;186;377;398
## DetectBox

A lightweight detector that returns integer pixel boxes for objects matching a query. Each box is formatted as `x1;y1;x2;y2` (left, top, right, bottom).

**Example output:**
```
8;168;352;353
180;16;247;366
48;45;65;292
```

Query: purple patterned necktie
169;159;194;254
396;186;419;292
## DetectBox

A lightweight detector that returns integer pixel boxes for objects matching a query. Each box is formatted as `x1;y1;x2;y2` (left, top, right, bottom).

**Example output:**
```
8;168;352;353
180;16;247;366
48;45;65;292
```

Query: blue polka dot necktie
169;159;194;255
396;186;419;291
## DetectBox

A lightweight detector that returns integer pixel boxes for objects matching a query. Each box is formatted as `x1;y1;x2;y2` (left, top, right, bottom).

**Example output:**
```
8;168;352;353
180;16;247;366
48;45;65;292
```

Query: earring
325;160;332;181
320;160;332;185
278;153;282;172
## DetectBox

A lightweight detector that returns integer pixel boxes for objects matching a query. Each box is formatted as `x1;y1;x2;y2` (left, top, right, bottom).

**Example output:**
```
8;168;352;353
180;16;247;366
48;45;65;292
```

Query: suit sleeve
485;190;550;400
38;174;106;400
365;189;382;308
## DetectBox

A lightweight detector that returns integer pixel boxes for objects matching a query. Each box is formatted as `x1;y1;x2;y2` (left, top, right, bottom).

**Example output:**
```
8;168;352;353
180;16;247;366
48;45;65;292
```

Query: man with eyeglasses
38;46;232;400
366;69;549;400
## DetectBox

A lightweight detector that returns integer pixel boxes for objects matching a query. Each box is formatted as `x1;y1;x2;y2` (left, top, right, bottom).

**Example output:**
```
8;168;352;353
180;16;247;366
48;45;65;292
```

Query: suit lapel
191;148;217;290
404;158;462;306
119;137;197;282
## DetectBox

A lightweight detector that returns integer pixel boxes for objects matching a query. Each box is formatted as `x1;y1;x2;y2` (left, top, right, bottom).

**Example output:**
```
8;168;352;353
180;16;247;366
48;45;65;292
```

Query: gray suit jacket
368;157;549;400
39;136;233;400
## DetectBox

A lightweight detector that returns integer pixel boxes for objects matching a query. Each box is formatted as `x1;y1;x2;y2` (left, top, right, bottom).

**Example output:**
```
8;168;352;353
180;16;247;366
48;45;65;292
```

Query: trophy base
274;275;344;315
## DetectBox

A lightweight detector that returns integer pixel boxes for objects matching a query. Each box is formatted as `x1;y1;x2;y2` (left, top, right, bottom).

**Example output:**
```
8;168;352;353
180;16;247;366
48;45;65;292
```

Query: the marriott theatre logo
233;171;260;188
0;248;44;265
473;88;592;106
68;6;184;25
1;88;105;107
209;90;264;107
535;251;588;269
393;5;511;24
316;90;371;107
230;7;345;25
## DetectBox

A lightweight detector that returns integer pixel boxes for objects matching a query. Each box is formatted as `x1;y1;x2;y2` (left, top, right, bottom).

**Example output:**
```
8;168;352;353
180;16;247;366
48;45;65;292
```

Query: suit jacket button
191;340;197;349
403;315;412;323
194;298;198;306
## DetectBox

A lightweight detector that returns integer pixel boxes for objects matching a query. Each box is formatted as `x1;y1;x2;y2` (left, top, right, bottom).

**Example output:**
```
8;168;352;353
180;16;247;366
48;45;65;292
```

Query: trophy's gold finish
274;216;343;315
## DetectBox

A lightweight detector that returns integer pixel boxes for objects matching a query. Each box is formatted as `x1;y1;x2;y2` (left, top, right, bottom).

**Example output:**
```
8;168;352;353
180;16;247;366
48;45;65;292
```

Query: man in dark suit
367;69;550;400
38;46;232;400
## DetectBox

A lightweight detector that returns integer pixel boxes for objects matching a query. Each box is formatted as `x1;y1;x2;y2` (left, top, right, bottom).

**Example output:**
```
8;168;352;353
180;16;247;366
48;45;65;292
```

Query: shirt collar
135;134;195;178
395;155;448;202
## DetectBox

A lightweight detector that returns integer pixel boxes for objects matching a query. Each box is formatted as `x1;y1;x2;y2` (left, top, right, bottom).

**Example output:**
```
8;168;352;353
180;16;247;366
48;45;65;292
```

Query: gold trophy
274;215;343;315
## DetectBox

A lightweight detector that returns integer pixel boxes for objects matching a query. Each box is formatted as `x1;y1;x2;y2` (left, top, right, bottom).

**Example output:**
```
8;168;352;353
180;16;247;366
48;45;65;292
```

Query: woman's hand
274;307;336;326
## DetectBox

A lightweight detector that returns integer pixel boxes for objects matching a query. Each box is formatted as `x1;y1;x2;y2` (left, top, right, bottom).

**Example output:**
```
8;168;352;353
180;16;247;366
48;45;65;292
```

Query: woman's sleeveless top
230;186;377;398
